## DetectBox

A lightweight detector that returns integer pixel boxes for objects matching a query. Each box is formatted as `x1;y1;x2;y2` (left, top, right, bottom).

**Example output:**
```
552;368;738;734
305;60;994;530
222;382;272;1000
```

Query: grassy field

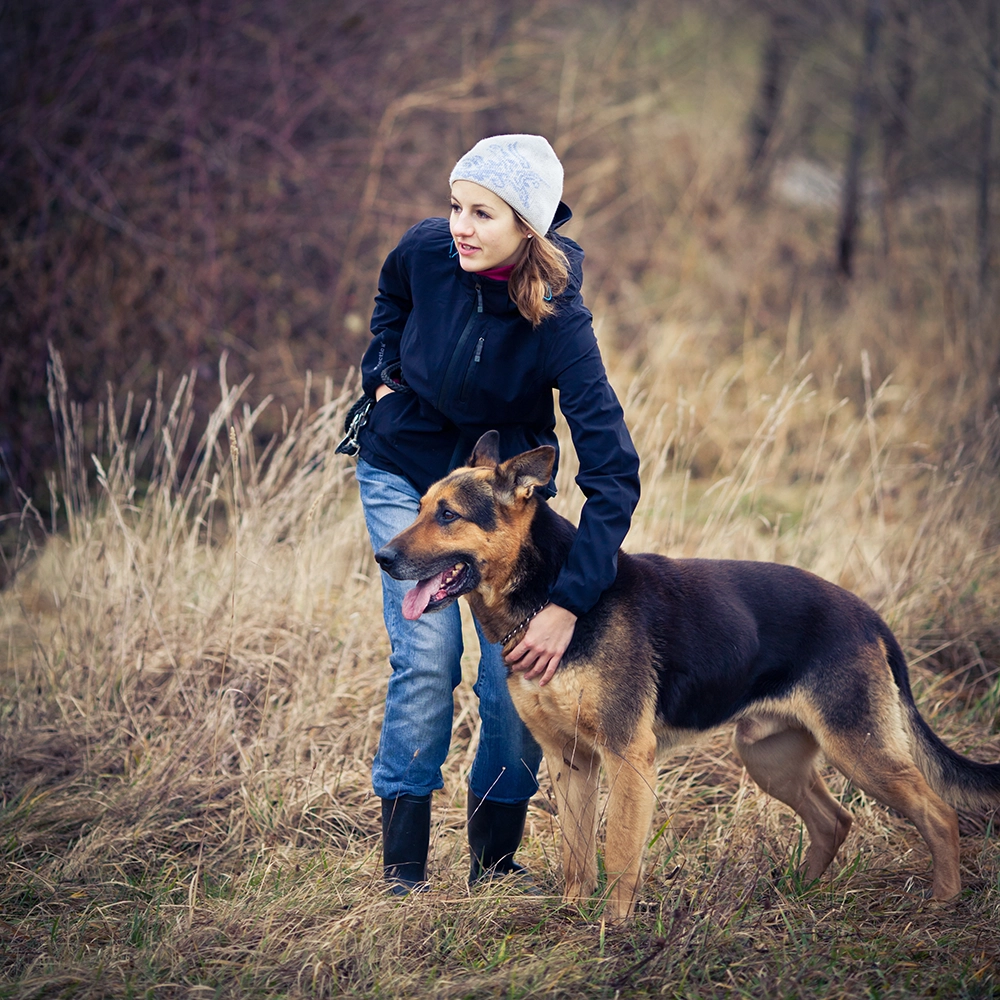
3;6;1000;998
3;307;999;997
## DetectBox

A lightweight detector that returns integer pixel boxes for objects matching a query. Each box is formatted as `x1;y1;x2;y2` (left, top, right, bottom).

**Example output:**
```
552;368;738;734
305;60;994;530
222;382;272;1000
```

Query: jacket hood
550;202;584;299
551;200;573;230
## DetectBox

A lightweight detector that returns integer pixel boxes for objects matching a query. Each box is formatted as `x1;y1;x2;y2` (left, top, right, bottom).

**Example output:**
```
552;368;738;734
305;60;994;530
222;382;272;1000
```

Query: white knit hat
449;134;564;236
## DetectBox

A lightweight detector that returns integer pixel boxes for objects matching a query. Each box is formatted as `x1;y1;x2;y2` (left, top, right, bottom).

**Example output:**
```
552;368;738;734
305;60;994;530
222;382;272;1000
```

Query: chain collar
500;603;549;648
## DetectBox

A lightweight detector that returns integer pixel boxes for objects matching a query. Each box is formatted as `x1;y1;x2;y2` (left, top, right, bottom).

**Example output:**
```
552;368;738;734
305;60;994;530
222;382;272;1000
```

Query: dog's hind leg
735;717;854;884
542;738;601;907
820;731;961;900
601;726;658;923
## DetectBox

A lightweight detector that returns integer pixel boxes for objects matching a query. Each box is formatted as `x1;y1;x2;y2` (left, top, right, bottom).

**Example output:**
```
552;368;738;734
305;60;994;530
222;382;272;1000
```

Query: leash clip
335;394;375;456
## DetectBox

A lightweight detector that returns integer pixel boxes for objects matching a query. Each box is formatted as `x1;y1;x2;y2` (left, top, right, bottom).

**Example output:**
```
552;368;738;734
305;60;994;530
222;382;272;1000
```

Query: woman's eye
476;210;491;220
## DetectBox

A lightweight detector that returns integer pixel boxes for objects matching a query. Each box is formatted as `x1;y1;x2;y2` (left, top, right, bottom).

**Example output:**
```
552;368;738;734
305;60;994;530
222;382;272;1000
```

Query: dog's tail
885;628;1000;808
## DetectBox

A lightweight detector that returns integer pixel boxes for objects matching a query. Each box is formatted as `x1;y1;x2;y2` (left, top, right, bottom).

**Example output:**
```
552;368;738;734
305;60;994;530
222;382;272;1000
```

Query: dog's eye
438;508;460;524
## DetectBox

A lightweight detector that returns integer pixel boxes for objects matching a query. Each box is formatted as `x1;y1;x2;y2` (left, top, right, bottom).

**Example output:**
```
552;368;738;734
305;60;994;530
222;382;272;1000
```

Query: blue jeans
356;459;542;803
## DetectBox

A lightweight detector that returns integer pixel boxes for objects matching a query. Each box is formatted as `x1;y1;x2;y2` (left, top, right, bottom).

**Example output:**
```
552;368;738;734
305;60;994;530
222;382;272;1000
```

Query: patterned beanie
449;134;564;236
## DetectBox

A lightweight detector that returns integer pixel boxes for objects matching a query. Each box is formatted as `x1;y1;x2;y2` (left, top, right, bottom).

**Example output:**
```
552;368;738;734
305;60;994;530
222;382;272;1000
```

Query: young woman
343;134;640;892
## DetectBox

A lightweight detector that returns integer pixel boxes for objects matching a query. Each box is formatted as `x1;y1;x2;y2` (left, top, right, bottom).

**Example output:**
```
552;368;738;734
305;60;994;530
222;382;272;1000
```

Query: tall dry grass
2;300;999;997
3;4;1000;996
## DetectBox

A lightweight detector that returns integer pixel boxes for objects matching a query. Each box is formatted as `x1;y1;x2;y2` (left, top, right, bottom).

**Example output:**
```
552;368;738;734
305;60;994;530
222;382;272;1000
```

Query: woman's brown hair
508;218;570;327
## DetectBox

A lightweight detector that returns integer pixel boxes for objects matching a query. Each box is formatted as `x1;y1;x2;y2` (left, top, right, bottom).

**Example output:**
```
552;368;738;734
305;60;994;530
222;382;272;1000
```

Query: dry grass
2;315;999;997
3;5;1000;997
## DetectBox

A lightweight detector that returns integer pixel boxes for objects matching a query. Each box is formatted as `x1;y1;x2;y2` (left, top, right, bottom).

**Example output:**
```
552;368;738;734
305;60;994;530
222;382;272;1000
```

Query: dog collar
500;603;549;648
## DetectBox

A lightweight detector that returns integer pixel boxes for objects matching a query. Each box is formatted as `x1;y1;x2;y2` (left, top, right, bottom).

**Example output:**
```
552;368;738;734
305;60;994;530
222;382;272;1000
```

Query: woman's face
449;180;530;272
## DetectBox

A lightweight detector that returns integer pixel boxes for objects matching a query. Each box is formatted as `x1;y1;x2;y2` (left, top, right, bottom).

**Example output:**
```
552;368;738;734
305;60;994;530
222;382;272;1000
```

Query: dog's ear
496;446;555;501
468;430;500;469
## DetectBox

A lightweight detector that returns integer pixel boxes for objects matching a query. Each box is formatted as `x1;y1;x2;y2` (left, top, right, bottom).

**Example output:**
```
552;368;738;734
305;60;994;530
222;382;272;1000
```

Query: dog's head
374;431;555;619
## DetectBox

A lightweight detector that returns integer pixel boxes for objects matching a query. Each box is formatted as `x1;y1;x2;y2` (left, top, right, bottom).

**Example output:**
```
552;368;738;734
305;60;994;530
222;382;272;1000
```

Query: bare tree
838;0;885;278
879;0;914;259
979;0;999;292
744;5;799;201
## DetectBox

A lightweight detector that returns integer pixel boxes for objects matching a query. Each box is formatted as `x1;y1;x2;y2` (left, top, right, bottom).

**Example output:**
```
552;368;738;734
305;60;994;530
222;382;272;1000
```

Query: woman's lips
456;242;479;256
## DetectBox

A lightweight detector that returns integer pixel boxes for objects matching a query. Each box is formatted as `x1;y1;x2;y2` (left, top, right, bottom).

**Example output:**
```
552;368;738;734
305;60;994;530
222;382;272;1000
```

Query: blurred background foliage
1;0;998;530
2;8;1000;988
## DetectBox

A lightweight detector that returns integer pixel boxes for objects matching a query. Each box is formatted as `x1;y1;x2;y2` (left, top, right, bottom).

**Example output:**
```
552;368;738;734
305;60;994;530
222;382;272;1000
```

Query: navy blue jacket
358;204;640;618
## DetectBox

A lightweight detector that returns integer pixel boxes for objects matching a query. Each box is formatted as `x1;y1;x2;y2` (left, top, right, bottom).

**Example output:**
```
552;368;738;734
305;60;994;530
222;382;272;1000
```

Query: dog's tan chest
508;668;607;746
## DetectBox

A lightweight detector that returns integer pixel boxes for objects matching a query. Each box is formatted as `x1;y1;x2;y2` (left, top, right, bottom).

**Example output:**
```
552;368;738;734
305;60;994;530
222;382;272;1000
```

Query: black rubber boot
381;794;431;895
467;790;532;885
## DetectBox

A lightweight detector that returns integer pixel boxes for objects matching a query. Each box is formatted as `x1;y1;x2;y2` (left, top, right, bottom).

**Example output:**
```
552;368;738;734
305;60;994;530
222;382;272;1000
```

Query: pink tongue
402;571;448;620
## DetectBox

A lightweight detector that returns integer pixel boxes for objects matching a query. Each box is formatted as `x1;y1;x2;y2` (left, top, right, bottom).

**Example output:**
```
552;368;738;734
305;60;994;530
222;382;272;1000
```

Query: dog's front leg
601;729;657;923
542;739;601;905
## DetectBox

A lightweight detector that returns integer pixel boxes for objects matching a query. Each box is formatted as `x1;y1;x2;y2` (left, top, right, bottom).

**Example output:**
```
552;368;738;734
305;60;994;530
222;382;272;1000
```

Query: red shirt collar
478;263;516;282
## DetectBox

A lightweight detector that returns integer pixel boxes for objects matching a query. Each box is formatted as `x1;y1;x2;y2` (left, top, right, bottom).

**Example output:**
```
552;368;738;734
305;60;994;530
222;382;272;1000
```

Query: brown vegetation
2;1;999;996
4;0;998;514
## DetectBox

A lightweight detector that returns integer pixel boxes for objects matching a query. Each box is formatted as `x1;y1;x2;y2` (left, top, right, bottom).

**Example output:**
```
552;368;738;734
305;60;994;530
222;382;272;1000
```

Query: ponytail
508;220;570;327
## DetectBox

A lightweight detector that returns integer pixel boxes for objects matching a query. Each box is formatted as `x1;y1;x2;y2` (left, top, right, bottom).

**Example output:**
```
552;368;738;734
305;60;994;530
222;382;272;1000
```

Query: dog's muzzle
373;543;478;621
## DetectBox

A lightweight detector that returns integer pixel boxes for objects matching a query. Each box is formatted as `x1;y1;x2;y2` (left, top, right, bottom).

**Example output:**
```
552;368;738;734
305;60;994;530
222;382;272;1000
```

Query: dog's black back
526;500;899;733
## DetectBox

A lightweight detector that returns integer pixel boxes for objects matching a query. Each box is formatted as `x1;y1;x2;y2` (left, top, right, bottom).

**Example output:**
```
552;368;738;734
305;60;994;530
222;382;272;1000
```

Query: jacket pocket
363;388;407;442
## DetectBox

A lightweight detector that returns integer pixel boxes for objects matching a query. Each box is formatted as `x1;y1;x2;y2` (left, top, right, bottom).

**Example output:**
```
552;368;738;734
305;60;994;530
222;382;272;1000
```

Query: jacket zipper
436;282;482;412
460;335;486;401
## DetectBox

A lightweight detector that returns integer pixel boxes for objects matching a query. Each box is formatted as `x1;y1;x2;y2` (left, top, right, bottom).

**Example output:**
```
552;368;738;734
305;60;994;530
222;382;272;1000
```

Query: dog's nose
374;544;397;572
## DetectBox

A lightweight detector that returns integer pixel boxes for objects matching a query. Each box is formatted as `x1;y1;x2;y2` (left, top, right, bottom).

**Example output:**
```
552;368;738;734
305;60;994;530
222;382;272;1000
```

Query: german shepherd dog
374;432;1000;922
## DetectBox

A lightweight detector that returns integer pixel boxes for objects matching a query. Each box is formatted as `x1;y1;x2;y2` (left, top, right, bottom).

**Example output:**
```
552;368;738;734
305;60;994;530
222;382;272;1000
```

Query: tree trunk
879;0;913;260
744;9;797;201
837;0;884;278
978;0;998;292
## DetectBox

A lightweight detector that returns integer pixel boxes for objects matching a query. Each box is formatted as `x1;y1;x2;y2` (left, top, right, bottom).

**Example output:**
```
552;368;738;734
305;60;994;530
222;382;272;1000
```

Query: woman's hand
505;603;577;687
375;384;393;402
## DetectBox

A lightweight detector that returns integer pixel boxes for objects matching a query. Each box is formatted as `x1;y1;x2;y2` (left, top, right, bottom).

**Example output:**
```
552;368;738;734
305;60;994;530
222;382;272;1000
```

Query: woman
344;134;640;893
